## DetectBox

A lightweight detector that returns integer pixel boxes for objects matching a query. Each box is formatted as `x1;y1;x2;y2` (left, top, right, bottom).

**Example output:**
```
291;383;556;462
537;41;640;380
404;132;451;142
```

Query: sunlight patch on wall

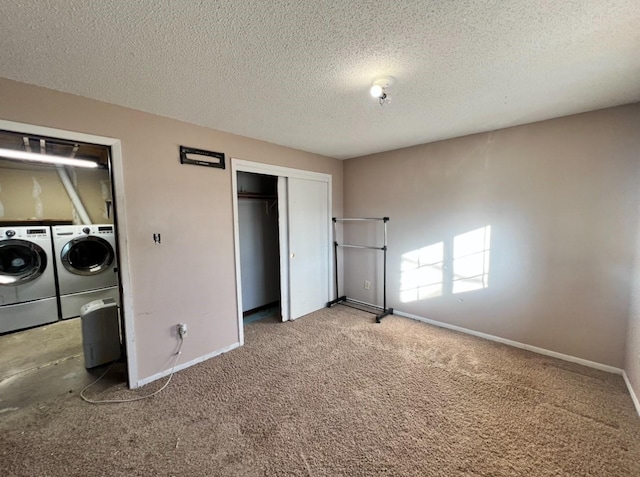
452;226;491;294
400;242;444;303
400;225;491;303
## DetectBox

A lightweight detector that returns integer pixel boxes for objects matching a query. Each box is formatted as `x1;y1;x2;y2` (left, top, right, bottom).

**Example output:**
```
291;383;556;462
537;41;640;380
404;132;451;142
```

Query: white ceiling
0;1;639;160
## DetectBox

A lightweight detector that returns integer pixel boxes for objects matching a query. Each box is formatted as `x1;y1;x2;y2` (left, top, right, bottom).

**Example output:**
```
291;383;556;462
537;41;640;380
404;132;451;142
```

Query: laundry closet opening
237;172;281;325
0;129;126;410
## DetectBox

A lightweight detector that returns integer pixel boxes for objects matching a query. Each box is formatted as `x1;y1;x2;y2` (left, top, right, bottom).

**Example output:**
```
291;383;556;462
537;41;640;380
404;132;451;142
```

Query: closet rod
334;217;389;222
337;244;385;251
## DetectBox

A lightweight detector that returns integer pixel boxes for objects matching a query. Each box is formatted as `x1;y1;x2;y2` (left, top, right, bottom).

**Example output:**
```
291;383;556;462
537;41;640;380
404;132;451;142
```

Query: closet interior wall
237;172;280;313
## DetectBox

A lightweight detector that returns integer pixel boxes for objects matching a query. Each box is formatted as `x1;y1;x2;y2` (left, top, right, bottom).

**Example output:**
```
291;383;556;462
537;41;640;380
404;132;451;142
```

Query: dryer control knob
82;227;90;234
6;230;16;237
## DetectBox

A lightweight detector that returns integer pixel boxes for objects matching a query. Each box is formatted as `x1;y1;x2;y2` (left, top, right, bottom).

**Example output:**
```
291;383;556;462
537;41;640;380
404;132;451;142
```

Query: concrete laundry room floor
0;319;125;413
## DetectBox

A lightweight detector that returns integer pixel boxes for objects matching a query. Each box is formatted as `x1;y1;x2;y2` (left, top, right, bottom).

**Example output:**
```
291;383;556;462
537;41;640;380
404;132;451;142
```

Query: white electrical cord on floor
80;335;184;404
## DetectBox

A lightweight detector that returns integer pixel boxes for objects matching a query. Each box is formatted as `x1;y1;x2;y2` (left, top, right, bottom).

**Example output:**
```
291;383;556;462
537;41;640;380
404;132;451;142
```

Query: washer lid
61;236;114;276
0;239;47;285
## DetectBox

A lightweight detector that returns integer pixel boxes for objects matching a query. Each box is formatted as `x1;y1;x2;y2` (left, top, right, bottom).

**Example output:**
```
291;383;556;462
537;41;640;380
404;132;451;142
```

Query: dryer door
0;239;48;285
61;236;115;276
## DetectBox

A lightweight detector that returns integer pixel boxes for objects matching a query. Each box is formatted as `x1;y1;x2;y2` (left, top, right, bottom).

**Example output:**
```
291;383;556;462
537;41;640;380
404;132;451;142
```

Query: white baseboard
622;371;640;418
396;309;639;418
393;310;624;375
136;342;240;388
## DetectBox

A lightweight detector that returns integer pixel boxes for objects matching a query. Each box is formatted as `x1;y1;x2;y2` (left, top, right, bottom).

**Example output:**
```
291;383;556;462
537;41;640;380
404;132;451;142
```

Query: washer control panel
0;228;49;239
73;225;114;235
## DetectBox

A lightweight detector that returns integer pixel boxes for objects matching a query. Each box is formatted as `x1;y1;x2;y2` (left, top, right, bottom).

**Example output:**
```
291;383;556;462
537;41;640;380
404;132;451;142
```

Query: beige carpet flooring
1;307;639;476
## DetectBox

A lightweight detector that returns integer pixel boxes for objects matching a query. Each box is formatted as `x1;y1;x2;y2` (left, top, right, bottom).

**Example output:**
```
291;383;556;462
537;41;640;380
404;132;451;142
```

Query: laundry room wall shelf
0;219;73;226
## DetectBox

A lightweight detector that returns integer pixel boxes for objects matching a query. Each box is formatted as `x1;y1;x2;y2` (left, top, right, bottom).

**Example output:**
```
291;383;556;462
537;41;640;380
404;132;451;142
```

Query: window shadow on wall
400;225;491;303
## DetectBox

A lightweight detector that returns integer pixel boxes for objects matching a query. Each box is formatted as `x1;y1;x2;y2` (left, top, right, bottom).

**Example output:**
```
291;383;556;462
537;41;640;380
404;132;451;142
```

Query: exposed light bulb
369;76;395;106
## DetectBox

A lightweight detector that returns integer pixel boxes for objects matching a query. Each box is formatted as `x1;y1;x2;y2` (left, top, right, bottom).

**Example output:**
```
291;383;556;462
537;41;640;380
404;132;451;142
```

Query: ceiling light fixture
370;76;395;106
0;148;99;168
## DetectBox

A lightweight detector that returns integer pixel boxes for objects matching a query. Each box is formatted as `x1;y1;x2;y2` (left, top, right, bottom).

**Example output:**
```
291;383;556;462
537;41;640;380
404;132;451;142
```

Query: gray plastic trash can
80;298;121;368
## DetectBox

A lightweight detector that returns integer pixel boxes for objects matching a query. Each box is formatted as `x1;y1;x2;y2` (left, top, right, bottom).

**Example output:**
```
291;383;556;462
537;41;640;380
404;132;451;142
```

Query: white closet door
287;177;329;320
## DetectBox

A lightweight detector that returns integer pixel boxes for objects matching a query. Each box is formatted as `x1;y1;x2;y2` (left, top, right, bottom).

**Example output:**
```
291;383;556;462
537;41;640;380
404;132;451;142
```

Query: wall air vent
179;146;225;169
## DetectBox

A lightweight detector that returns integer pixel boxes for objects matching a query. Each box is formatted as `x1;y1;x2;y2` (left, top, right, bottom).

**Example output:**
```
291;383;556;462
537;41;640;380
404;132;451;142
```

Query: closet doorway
237;172;281;325
231;160;332;345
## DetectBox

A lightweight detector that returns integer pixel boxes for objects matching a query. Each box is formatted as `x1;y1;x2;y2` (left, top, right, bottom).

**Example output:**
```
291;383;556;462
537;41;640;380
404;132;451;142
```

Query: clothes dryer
0;226;59;333
52;224;120;319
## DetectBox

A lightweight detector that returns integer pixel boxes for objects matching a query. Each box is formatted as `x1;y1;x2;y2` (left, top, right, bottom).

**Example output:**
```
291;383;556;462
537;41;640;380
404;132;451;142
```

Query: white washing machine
0;226;59;333
52;224;120;319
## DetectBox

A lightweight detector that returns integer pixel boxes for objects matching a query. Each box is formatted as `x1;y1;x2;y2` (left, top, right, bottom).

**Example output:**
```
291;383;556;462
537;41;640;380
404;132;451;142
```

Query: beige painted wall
0;165;112;224
343;104;640;368
0;77;343;382
626;202;640;409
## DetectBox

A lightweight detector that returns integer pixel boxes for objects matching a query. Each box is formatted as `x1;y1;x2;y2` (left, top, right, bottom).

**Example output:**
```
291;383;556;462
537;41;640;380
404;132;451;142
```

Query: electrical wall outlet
364;280;371;290
177;323;187;338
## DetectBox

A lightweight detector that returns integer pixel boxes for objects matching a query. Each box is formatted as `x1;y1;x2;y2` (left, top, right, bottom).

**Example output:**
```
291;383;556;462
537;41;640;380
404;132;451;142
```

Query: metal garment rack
326;217;393;323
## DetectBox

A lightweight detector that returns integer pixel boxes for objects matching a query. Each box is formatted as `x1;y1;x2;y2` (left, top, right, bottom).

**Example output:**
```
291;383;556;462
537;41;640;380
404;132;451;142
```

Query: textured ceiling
0;1;639;159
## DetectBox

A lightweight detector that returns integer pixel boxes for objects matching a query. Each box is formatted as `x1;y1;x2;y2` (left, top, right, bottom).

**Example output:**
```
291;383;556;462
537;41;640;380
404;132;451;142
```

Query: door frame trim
0;119;137;387
231;159;333;345
276;176;290;323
